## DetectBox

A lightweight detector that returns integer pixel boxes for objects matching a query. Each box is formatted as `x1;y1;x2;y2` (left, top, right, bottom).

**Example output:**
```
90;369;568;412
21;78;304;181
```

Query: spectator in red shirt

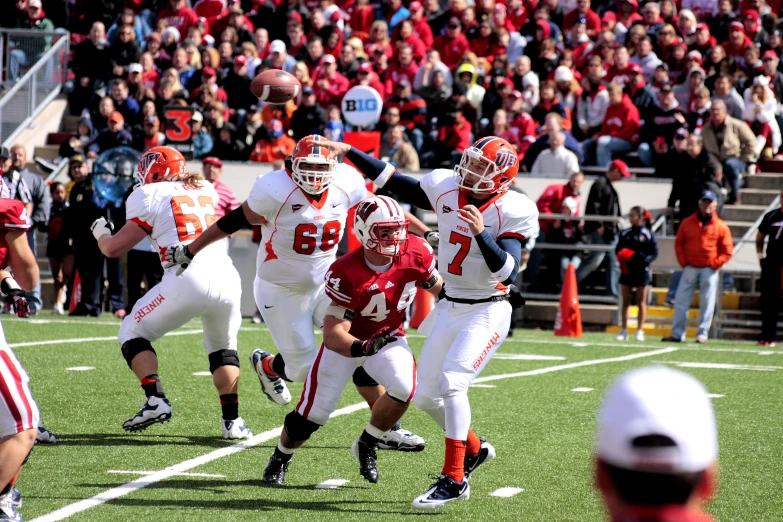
193;0;226;30
392;20;427;63
435;103;472;166
349;0;375;40
363;20;393;59
350;62;386;98
690;24;716;56
304;36;326;77
480;109;522;151
157;0;198;37
617;0;643;30
286;21;307;58
408;1;434;48
190;67;228;104
312;54;350;107
585;83;641;167
469;18;506;62
385;44;420;96
433;17;470;70
722;22;752;67
606;46;633;87
385;80;428;151
201;157;238;219
563;0;601;40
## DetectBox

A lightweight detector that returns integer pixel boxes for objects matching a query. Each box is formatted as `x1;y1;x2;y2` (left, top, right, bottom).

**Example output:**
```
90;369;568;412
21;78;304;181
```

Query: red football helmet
291;135;337;195
135;146;186;186
354;196;409;257
453;136;519;194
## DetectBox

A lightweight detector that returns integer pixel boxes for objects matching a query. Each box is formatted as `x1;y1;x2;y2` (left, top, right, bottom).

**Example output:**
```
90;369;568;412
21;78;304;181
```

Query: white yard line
492;353;566;361
32;346;674;522
469;384;497;388
655;361;782;371
9;330;204;349
192;371;212;376
490;487;524;497
65;367;95;371
315;479;350;489
707;394;725;398
571;387;594;392
107;470;226;478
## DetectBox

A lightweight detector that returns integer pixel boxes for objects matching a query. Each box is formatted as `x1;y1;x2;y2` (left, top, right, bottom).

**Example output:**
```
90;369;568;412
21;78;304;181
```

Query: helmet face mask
291;135;337;195
367;221;408;256
453;138;518;195
354;196;409;258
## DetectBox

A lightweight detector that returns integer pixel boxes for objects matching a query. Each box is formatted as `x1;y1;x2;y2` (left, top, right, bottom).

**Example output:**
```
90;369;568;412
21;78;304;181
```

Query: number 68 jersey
246;166;367;293
125;180;229;269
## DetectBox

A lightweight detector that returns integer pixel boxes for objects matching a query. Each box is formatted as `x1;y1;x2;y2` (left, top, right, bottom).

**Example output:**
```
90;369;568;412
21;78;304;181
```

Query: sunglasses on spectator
763;57;776;62
673;135;685;140
448;24;460;29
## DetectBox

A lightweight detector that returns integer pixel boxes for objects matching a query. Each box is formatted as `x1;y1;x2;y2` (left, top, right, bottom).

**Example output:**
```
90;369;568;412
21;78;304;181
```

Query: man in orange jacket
663;190;733;344
249;120;296;163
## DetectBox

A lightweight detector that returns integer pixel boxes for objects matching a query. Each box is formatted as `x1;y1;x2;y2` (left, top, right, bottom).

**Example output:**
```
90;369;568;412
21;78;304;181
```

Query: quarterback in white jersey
166;135;428;452
92;146;251;440
309;136;539;508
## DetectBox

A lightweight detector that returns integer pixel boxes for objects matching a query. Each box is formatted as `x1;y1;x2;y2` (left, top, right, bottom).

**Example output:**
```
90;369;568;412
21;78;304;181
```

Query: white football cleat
412;474;470;510
250;350;291;405
36;425;58;444
0;488;22;522
635;330;645;342
616;329;629;341
222;417;253;439
123;396;172;432
378;425;425;452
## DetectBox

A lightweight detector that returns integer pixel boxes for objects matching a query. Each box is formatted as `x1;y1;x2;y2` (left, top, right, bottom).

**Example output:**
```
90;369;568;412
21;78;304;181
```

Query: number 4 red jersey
0;199;31;269
324;235;437;340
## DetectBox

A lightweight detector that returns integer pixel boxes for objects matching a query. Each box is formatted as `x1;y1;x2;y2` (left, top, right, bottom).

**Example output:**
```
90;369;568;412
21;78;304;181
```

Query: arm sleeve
125;189;155;234
344;147;431;209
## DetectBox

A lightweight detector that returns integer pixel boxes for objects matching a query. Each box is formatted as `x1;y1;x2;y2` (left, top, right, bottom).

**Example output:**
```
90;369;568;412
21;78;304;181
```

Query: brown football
250;69;301;104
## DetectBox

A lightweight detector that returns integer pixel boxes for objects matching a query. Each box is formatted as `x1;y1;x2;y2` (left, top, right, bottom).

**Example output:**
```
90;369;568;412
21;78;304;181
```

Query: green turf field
5;316;782;521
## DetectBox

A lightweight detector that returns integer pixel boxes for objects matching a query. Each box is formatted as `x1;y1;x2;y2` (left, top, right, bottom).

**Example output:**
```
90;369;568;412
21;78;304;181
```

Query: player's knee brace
283;411;321;442
121;338;156;369
352;366;379;388
208;350;240;374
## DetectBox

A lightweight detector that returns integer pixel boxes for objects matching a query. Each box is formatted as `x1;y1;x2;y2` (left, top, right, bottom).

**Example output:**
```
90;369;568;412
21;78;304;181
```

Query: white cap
562;196;578;214
554;65;574;83
597;365;718;474
270;40;286;53
128;63;143;74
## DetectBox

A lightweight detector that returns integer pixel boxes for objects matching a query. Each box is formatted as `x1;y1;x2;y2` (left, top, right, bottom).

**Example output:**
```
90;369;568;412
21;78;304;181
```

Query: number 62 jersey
125;180;228;269
246;166;367;293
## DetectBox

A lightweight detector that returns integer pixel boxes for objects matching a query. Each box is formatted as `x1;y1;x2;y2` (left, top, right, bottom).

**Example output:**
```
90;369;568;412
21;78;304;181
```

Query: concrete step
524;300;617;325
61;115;81;133
650;287;744;309
726;220;753;237
721;204;770;222
33;144;59;162
629;305;701;320
723;327;763;341
744;173;783;190
740;188;780;206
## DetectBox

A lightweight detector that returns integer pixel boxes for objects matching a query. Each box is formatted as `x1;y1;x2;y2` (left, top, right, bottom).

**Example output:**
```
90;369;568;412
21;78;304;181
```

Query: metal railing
0;29;69;146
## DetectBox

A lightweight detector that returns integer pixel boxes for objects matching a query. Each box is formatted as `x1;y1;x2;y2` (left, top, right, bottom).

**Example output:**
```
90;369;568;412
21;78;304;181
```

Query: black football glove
1;277;30;318
351;327;397;357
508;284;525;310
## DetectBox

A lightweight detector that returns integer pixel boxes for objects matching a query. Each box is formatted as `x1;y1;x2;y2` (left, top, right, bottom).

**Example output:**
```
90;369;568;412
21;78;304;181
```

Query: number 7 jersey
246;166;368;293
420;169;539;299
125;180;228;268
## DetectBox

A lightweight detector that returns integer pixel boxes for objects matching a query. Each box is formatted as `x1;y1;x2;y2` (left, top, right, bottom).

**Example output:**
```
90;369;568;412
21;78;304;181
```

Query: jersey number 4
170;195;217;242
293;221;341;255
361;281;417;322
447;231;472;276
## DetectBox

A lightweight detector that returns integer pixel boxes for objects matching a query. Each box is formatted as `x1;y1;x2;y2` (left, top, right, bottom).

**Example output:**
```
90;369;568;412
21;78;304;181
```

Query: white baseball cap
128;63;143;74
597;365;718;474
562;196;578;214
554;65;573;83
270;40;286;54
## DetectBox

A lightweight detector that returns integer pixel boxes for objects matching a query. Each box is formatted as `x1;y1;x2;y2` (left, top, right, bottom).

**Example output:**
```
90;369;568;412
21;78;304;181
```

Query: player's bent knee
438;371;471;398
121;338;156;369
283;411;321;442
285;363;311;383
208;349;240;374
413;392;438;412
352;366;379;388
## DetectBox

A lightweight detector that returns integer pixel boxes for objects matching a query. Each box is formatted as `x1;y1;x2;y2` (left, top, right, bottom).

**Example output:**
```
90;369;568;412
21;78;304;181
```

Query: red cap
234;55;247;66
610;159;631;178
358;62;373;73
203;157;223;168
687;50;703;64
494;4;506;13
197;16;207;24
729;21;745;33
628;63;643;74
202;66;216;77
288;11;302;23
602;11;616;22
763;49;779;60
330;10;342;23
501;78;514;89
511;90;523;99
696;23;709;32
410;1;423;12
323;54;336;64
623;0;638;7
108;111;124;123
744;9;759;22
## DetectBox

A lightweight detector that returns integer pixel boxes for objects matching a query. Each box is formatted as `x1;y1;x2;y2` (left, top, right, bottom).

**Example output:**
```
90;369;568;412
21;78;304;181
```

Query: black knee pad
352;366;379;387
208;350;240;374
121;338;156;369
283;411;321;442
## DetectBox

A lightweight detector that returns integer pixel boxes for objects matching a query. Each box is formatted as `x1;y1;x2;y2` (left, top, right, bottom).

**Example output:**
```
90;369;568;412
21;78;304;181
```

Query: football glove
1;277;30;318
351;327;397;357
90;217;113;241
163;244;194;275
424;230;439;248
508;284;525;310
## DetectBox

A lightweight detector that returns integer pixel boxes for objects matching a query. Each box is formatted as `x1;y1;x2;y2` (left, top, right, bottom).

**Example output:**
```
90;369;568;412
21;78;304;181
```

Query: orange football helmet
291;135;337;195
135;146;186;186
453;136;519;194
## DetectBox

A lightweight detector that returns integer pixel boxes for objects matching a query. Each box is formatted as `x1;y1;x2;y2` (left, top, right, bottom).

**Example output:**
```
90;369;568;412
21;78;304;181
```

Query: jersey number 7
171;195;217;242
447;231;472;276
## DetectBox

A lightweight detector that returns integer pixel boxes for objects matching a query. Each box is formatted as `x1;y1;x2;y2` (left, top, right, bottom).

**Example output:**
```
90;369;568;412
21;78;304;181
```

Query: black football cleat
351;438;379;483
262;452;290;485
464;437;496;480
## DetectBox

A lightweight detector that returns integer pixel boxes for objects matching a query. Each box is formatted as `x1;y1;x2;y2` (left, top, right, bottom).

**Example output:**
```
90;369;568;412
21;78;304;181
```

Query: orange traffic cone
69;270;81;313
410;289;434;329
554;263;583;337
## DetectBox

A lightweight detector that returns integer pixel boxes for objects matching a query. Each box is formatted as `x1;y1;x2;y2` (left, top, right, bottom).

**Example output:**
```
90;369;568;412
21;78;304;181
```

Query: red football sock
261;356;277;378
367;400;376;410
9;474;18;485
442;438;466;483
466;429;481;457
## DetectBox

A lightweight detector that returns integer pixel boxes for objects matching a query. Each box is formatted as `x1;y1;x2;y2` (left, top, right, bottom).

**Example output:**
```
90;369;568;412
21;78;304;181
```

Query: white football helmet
354;196;409;256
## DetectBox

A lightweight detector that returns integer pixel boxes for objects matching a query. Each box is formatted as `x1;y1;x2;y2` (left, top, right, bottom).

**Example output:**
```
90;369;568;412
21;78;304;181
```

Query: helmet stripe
379;196;396;217
474;136;499;150
312;134;321;155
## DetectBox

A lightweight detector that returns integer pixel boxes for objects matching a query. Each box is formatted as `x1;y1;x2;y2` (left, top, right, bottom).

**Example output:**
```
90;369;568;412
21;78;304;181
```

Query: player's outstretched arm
93;219;147;258
323;305;397;358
